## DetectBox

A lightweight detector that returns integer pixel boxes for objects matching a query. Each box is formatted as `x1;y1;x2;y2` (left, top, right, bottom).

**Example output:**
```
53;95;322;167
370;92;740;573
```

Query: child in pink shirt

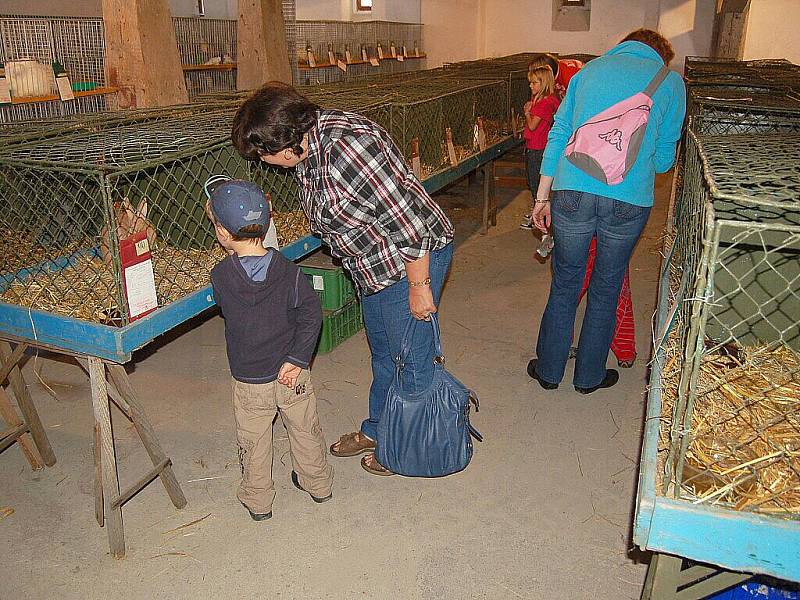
521;66;560;230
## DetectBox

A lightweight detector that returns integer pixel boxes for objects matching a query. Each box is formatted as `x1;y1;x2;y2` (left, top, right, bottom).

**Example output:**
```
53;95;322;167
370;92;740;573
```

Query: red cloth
578;237;636;362
523;94;560;150
555;58;583;98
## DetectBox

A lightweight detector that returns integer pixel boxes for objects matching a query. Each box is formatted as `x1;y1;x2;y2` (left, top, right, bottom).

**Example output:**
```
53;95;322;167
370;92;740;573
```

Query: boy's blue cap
204;175;270;237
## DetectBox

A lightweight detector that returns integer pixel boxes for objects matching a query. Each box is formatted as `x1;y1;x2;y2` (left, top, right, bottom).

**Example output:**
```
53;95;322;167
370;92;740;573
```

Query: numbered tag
446;128;458;166
307;50;316;68
345;48;352;63
476;117;487;151
56;74;75;101
0;77;11;104
377;45;384;60
397;54;404;62
337;59;347;73
403;45;408;58
361;47;368;61
328;50;336;65
390;43;397;58
369;57;380;67
410;138;421;180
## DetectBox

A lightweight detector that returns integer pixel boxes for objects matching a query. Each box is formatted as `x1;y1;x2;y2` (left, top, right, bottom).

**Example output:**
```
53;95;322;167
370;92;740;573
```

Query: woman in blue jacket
528;29;686;394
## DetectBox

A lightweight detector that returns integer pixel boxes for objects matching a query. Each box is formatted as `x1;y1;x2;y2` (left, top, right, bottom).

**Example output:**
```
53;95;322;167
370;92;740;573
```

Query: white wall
295;0;421;23
742;0;800;64
421;0;480;67
657;0;716;70
0;0;234;18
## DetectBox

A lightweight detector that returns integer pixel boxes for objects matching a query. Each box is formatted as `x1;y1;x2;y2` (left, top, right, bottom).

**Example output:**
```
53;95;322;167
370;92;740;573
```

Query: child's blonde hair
528;66;555;102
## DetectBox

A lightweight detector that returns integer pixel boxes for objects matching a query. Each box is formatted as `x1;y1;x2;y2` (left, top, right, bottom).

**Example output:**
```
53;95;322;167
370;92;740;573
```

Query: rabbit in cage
99;197;157;264
35;197;85;248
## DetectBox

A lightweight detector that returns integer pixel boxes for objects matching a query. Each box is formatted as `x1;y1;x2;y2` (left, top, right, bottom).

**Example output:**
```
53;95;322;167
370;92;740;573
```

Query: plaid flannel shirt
295;110;454;294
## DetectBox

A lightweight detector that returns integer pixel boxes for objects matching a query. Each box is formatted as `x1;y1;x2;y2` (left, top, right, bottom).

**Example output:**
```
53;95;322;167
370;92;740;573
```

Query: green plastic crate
300;254;355;311
317;300;363;354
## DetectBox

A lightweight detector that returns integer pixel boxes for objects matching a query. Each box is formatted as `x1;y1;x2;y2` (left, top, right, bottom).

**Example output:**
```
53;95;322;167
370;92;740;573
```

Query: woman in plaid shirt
232;83;455;476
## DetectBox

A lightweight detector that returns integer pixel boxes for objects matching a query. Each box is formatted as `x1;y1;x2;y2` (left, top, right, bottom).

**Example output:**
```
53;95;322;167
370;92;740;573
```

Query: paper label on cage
124;259;158;319
411;155;421;179
56;75;75;101
369;58;380;67
312;275;324;291
345;49;352;63
446;128;458;166
414;47;420;58
403;46;408;58
0;78;10;104
377;46;384;60
307;51;316;68
328;51;336;65
361;47;368;61
397;55;404;62
476;118;487;151
390;45;397;58
135;237;150;256
337;59;347;73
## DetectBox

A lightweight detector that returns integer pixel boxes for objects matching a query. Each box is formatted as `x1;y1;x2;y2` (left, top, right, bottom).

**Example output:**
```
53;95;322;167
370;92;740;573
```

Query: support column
237;0;293;90
101;0;189;108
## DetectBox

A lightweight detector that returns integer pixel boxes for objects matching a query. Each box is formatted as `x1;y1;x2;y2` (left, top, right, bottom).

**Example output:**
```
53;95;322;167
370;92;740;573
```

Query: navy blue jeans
360;243;453;440
535;190;650;388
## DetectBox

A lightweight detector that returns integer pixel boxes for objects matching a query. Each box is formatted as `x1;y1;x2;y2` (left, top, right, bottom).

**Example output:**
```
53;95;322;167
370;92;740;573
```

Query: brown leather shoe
329;431;376;457
361;452;395;476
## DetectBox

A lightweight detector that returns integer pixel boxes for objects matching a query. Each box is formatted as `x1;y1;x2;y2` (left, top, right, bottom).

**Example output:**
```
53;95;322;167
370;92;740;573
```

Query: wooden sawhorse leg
0;341;56;469
85;357;187;559
641;553;751;600
481;162;497;235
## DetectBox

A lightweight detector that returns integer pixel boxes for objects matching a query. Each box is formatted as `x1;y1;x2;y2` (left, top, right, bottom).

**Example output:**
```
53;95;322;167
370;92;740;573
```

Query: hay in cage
658;335;800;515
0;211;310;326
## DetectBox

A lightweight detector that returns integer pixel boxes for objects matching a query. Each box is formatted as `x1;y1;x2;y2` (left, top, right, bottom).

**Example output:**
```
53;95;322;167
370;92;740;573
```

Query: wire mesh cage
688;86;800;135
384;78;508;179
0;15;109;121
657;129;800;516
684;56;800;91
0;107;311;328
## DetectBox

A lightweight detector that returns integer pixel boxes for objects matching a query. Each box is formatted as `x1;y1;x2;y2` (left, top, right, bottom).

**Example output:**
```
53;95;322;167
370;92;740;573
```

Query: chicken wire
0;108;311;328
660;130;800;515
0;15;108;121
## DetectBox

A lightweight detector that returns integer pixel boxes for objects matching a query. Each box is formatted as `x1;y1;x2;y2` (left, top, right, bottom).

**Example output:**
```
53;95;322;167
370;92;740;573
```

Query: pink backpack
564;66;669;185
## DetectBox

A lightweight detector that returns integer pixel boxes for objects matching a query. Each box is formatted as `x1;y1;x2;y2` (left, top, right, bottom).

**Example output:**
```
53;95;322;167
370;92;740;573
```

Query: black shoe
291;471;333;504
575;369;619;395
526;359;558;390
240;500;272;521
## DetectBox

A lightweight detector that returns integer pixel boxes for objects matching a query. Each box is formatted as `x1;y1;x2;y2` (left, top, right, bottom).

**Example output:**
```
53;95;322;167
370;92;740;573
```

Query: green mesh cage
661;129;800;515
0;108;309;327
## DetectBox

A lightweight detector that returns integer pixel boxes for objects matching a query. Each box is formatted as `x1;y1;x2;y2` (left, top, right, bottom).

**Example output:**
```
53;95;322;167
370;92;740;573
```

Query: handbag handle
395;313;444;372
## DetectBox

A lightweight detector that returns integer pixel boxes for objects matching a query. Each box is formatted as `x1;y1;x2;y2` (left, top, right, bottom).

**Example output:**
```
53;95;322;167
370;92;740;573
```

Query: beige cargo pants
232;369;333;514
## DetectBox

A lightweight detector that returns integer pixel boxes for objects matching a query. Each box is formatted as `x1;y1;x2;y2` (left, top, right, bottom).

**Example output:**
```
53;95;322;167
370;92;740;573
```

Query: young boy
205;175;333;521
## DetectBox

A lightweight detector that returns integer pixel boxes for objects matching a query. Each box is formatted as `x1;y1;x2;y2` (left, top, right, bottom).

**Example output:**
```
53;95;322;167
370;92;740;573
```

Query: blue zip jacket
541;41;686;207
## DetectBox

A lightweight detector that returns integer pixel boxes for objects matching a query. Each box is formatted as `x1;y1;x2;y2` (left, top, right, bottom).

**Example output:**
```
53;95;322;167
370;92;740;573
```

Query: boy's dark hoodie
211;250;322;384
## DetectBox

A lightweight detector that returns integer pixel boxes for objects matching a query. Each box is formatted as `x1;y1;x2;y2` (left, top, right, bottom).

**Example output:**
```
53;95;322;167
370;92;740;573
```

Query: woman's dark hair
620;29;675;65
232;82;320;161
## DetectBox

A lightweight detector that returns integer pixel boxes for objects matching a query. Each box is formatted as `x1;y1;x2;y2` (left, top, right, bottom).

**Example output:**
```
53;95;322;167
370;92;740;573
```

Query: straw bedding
0;211;311;326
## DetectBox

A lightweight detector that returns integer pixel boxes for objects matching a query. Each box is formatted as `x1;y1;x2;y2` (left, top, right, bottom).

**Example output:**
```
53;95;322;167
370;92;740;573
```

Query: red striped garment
578;237;636;362
295;110;454;294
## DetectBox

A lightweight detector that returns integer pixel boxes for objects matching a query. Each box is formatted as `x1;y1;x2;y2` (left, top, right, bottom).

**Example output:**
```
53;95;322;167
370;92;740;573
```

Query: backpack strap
644;65;670;98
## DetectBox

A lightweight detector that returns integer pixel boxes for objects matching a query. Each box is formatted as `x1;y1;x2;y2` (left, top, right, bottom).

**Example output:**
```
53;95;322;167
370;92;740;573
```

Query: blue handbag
376;313;482;477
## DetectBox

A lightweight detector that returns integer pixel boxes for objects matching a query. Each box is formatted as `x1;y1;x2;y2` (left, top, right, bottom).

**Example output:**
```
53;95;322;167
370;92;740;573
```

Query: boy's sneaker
240;500;272;522
520;213;534;230
291;471;333;504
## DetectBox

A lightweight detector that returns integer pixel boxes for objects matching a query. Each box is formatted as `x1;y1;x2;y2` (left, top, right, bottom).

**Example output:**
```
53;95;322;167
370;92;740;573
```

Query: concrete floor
1;171;672;600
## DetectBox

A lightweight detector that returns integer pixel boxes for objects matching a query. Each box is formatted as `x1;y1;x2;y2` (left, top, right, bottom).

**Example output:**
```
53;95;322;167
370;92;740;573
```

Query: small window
197;0;205;16
356;0;373;12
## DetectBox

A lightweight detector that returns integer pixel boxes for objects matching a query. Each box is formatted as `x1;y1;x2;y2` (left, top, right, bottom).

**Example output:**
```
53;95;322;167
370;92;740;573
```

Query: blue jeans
535;190;650;388
525;149;544;196
360;243;453;440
